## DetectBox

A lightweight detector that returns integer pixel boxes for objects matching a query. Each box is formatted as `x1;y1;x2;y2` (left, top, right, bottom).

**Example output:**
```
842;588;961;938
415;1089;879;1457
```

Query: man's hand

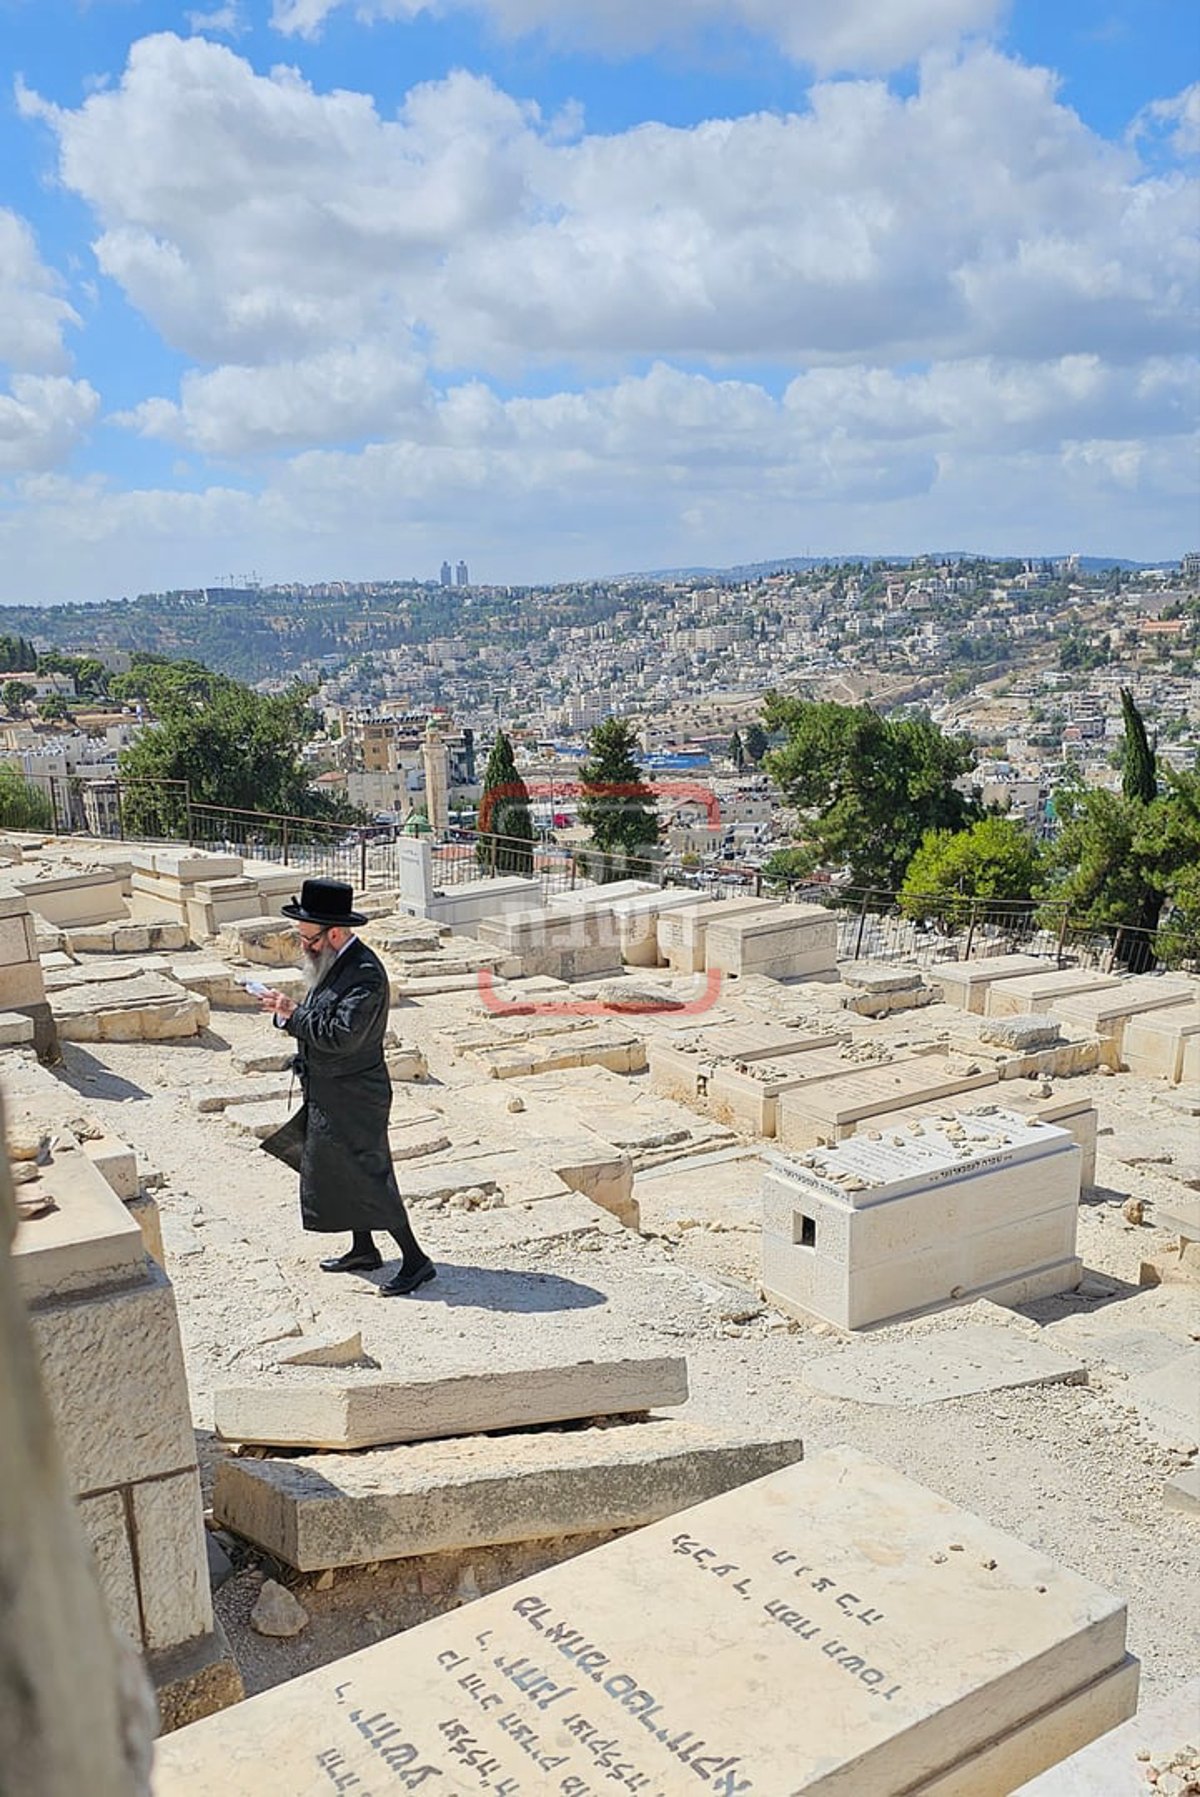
258;990;297;1020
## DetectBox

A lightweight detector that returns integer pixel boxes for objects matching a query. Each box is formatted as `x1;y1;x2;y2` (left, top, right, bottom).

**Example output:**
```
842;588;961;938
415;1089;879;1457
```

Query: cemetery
1;826;1198;1794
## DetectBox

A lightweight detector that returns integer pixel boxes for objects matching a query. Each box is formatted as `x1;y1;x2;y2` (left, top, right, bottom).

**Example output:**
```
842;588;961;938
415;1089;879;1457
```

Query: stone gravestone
0;1092;156;1796
156;1446;1138;1797
762;1109;1082;1329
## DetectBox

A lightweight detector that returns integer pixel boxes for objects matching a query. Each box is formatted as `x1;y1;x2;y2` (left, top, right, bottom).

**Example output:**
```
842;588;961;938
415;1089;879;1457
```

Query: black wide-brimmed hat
281;878;367;927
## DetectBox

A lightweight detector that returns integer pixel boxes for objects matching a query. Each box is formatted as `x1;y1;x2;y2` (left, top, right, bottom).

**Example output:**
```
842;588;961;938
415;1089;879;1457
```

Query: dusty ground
20;986;1200;1707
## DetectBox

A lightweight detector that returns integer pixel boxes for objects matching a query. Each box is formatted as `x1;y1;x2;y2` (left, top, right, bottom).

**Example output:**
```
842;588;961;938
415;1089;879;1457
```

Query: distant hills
623;553;1174;580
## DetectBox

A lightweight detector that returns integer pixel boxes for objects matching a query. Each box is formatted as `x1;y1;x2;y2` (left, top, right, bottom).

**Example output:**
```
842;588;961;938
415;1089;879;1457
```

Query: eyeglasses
299;928;330;949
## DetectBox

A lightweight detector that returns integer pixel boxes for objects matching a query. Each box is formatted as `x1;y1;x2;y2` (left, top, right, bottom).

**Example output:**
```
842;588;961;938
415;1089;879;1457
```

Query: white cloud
10;32;1195;587
187;3;246;35
0;374;100;473
117;343;431;453
0;208;80;374
1132;82;1200;160
3;357;1193;601
20;35;1198;418
270;0;1005;76
0;210;96;473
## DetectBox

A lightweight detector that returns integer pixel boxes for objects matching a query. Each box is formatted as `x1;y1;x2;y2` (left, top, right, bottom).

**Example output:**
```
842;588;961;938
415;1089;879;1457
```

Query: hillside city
0;553;1197;895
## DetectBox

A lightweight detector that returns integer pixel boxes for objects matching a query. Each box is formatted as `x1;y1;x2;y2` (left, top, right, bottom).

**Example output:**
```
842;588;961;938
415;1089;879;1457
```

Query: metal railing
5;768;1193;973
762;881;1197;974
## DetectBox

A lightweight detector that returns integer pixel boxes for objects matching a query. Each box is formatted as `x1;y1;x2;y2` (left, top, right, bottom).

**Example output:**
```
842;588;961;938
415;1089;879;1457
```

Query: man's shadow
370;1263;606;1313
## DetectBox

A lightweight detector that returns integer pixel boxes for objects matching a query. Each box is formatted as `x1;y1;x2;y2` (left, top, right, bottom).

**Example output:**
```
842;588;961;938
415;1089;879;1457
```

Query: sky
0;0;1196;603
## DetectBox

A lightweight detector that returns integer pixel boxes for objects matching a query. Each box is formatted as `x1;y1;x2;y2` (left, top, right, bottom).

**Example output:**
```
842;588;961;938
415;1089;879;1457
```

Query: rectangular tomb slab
762;1110;1082;1329
214;1355;689;1450
1011;1675;1200;1795
776;1054;999;1150
160;1444;1137;1797
1122;1003;1200;1085
1052;977;1194;1050
985;968;1121;1019
212;1418;805;1571
703;903;838;981
657;895;779;974
932;954;1052;1013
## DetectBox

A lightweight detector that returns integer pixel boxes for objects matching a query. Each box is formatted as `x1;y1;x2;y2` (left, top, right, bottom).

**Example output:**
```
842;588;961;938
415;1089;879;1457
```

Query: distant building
439;561;452;587
1181;551;1200;582
455;560;469;587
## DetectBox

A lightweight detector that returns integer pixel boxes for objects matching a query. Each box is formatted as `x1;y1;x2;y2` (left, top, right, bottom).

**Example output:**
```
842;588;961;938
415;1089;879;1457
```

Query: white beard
301;943;338;989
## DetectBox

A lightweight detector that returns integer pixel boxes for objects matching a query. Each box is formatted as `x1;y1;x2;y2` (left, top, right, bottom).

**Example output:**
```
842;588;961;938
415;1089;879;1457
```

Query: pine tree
1120;688;1157;804
744;722;769;763
579;717;661;883
476;730;534;875
728;729;746;771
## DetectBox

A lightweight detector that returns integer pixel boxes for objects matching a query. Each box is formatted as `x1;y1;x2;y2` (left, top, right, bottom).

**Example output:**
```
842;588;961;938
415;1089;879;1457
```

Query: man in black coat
257;878;435;1297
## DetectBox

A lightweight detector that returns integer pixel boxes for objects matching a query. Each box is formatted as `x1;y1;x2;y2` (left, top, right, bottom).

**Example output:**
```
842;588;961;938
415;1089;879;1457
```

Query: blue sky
0;0;1196;602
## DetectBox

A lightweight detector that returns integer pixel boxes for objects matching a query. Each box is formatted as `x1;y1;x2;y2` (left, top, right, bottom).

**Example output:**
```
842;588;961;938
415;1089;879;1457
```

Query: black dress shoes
379;1259;437;1297
319;1247;383;1274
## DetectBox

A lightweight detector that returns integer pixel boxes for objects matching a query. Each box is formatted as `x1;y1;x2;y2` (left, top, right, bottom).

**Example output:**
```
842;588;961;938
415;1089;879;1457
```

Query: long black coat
269;936;406;1233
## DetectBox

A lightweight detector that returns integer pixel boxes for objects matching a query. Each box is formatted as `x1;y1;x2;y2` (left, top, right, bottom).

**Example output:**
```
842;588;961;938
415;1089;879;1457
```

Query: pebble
250;1579;309;1638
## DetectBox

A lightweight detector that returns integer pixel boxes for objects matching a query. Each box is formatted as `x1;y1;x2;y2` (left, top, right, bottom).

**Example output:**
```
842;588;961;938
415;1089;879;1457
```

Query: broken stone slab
223;1102;293;1141
213;1419;804;1570
277;1332;367;1369
799;1324;1087;1407
42;956;171;990
10;1131;146;1303
50;974;209;1042
1011;1675;1200;1795
216;915;300;966
838;961;925;994
161;1444;1137;1796
191;1077;294;1114
468;1024;648;1080
592;978;686;1012
214;1355;689;1451
387;1126;452;1162
977;1015;1063;1051
434;1191;625;1250
231;1048;294;1075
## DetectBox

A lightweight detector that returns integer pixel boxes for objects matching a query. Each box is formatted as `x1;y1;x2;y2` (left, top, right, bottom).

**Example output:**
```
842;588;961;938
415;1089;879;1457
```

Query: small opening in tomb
793;1212;817;1249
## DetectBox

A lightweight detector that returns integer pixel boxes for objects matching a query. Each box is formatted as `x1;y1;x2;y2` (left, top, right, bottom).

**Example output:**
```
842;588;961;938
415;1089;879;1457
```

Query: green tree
37;694;71;724
2;680;28;717
762;696;980;894
900;816;1044;929
0;763;52;829
760;845;818;890
744;722;769;764
728;729;746;771
1119;687;1157;804
117;661;352;837
578;717;661;882
476;730;534;875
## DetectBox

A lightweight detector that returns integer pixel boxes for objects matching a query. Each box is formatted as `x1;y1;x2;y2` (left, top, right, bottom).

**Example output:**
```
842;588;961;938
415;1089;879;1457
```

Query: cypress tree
477;730;534;875
1120;688;1157;804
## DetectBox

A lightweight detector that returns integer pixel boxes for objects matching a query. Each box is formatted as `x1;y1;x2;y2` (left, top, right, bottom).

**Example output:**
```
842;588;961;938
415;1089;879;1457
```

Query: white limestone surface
158;1446;1137;1797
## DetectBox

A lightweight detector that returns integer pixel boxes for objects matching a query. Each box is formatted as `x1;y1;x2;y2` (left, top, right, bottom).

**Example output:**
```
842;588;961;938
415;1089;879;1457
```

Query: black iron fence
762;880;1196;975
3;768;1194;973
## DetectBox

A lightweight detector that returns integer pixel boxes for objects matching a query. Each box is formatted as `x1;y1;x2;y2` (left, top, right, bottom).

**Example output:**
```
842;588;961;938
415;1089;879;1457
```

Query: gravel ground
19;993;1200;1708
